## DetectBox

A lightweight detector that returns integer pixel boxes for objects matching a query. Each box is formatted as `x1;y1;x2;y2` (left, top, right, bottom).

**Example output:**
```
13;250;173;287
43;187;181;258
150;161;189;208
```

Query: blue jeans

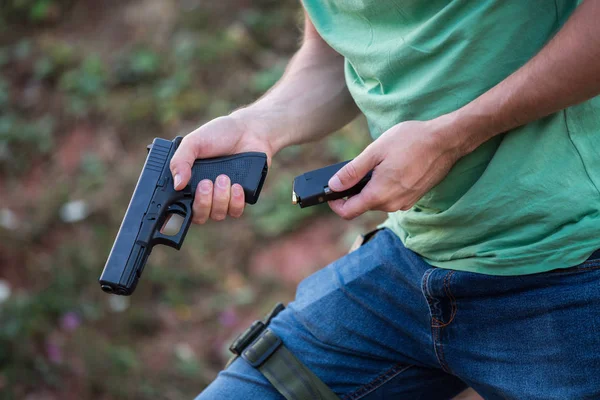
197;229;600;399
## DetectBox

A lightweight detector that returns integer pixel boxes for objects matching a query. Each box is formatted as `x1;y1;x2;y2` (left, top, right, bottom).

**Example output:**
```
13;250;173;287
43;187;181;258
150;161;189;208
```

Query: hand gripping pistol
99;137;268;295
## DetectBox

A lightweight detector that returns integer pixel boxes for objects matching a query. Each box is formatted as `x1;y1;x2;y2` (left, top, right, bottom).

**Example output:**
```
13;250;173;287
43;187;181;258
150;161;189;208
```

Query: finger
328;148;379;192
328;195;369;220
192;179;213;224
327;198;347;216
328;184;379;220
228;184;245;218
210;175;231;221
169;137;197;190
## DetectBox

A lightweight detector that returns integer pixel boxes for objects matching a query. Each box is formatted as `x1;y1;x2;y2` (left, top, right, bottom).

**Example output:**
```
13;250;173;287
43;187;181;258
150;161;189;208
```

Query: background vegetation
0;1;382;398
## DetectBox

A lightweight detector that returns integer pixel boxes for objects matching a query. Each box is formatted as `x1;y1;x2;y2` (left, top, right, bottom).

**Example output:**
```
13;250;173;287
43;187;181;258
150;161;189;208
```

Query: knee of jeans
284;257;396;349
292;236;391;309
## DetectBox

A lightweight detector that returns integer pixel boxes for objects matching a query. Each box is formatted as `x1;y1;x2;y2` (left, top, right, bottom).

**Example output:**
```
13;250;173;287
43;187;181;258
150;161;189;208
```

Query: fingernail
174;174;181;188
232;185;243;197
328;175;342;191
199;180;212;194
217;175;229;188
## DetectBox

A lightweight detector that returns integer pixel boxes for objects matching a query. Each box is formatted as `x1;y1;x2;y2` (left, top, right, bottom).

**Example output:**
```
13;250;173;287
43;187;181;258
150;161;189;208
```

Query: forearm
231;20;359;155
445;0;600;155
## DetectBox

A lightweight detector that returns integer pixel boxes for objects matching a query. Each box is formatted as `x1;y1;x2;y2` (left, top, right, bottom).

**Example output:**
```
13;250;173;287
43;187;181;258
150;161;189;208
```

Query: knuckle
212;213;226;221
198;197;212;208
193;203;208;215
215;181;230;194
229;200;244;213
341;212;355;220
343;162;359;182
192;206;208;219
230;209;243;218
328;201;340;213
180;134;195;149
336;208;350;220
193;199;210;211
192;216;206;225
214;192;229;203
194;209;209;221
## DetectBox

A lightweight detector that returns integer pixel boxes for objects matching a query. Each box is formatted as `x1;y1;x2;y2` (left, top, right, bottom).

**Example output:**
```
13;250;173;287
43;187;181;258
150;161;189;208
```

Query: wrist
229;106;290;156
433;107;499;158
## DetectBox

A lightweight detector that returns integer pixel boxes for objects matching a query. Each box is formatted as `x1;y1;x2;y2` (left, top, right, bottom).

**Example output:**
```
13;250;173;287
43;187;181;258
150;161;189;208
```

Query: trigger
168;203;187;215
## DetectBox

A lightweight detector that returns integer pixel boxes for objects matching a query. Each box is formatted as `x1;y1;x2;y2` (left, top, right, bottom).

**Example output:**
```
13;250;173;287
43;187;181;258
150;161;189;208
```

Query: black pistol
292;160;372;208
99;136;268;295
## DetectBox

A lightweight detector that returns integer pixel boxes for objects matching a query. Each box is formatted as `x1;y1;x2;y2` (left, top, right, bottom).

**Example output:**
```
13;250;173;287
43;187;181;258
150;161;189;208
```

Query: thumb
169;139;197;190
328;148;378;192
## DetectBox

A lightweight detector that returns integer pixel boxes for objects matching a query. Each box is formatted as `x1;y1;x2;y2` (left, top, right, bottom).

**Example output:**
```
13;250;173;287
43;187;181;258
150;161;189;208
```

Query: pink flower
60;312;81;332
218;308;238;328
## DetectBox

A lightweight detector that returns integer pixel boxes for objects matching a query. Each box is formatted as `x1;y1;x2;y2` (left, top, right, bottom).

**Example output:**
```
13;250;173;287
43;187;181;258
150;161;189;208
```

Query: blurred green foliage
0;114;55;174
0;1;376;399
59;55;108;115
1;0;73;26
114;48;161;85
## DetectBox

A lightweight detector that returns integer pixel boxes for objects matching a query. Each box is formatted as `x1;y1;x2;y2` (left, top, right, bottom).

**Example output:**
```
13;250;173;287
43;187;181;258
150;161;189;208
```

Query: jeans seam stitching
430;271;456;374
432;325;447;373
436;327;451;373
423;269;446;326
423;268;453;372
432;271;456;328
421;269;434;299
341;364;413;400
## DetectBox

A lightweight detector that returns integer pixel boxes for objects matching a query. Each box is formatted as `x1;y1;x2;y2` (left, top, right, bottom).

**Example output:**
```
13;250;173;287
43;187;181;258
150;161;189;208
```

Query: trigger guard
151;198;193;250
152;231;179;249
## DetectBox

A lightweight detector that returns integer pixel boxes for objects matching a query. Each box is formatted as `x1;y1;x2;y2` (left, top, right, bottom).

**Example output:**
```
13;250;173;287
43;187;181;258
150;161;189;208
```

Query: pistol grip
190;153;268;204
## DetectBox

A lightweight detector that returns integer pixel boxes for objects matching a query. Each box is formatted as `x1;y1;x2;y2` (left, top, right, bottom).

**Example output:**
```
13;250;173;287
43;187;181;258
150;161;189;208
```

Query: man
171;0;600;398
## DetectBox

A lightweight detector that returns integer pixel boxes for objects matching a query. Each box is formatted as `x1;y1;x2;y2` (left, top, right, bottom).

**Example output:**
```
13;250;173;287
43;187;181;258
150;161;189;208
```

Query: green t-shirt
303;0;600;275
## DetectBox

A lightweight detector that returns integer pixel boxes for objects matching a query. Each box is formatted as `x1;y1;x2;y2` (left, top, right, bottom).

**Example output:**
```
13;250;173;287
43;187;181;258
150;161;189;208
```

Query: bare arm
169;12;357;224
449;0;600;154
232;12;360;155
328;0;600;219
